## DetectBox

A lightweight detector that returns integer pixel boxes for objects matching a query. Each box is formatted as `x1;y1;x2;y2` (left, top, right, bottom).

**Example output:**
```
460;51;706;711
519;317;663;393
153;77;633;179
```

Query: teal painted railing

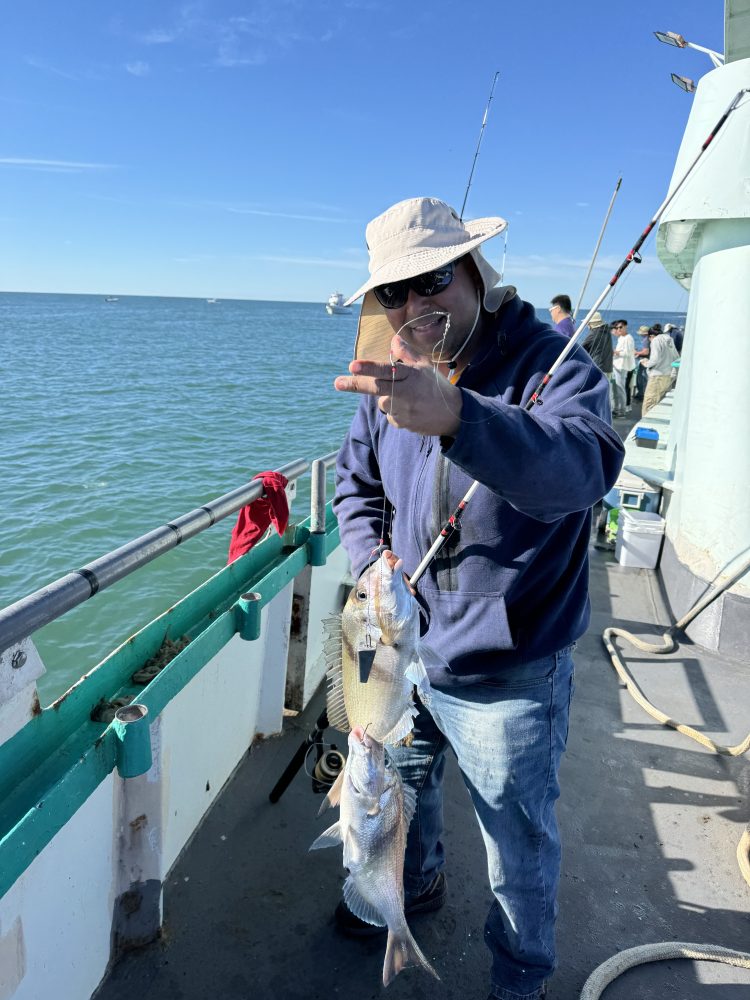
0;507;340;901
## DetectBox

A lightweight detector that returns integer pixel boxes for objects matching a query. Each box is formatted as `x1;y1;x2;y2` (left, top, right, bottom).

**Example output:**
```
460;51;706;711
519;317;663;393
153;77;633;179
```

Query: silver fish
323;550;438;745
310;726;439;986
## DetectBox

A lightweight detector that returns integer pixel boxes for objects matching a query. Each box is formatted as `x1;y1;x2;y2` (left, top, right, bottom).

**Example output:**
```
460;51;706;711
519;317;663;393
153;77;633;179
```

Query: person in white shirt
611;319;635;417
641;326;679;416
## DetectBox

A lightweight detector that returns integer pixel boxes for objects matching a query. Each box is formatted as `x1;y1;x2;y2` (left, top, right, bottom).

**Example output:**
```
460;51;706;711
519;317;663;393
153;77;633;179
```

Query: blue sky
0;1;725;309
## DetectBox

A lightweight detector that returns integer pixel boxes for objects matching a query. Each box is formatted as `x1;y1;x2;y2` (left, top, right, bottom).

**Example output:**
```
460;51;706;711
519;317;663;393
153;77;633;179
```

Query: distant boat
206;298;218;304
103;296;119;303
325;291;351;315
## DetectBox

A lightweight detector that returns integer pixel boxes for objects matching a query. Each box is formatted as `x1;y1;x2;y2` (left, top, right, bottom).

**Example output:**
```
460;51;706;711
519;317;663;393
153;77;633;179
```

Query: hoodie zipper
411;436;434;574
432;451;458;592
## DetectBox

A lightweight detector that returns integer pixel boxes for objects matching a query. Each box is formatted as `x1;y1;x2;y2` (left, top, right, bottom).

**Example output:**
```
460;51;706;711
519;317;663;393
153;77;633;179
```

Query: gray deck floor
97;417;750;1000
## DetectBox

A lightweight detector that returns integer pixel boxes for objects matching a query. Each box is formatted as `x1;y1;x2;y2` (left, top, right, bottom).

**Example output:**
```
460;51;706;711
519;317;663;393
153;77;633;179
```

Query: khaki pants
642;374;673;417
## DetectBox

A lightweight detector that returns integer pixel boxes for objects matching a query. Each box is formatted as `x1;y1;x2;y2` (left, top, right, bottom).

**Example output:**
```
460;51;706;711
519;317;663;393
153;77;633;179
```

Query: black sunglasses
373;262;456;310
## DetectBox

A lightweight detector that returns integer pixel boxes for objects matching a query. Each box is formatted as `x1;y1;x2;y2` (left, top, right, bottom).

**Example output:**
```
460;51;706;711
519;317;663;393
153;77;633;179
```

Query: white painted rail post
0;639;46;747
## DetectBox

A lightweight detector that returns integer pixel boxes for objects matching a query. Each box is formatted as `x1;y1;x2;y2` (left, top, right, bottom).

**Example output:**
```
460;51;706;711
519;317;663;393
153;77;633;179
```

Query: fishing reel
311;744;346;794
268;708;346;803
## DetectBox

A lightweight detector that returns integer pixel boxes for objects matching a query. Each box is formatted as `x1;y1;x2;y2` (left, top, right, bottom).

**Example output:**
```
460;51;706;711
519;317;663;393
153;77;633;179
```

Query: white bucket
615;510;666;569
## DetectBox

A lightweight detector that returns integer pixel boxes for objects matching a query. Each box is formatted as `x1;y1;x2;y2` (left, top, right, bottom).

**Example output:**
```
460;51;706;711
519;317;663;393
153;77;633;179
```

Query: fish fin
401;782;418;832
343;876;386;927
415;642;448;684
404;655;429;691
383;926;440;987
381;703;417;747
317;770;345;816
322;616;350;733
308;821;343;851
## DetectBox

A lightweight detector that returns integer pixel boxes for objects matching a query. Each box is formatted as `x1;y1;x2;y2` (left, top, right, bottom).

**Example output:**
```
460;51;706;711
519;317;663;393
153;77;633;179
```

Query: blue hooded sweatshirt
333;294;624;687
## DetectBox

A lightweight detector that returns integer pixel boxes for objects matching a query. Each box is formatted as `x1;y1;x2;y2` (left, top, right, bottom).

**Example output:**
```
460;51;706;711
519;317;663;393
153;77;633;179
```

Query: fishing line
360;358;400;643
399;293;595;429
409;87;750;588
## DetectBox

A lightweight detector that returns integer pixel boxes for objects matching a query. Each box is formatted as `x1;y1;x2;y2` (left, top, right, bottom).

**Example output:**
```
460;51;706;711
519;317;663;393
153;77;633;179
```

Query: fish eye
357;590;368;600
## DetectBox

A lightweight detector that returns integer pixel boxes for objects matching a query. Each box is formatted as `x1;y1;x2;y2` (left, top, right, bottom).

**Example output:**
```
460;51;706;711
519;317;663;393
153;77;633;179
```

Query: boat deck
96;417;750;1000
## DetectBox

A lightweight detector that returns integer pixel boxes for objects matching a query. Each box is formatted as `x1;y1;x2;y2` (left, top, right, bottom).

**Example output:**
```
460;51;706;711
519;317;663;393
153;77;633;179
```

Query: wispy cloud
135;1;323;69
224;205;355;223
140;28;178;45
215;44;266;68
0;157;118;173
255;254;365;269
174;198;357;224
25;56;80;81
506;252;661;279
125;61;151;77
576;202;590;208
85;193;140;206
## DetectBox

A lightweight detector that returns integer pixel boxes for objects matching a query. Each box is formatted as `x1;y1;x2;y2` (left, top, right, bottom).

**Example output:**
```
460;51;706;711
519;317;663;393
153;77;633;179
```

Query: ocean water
1;293;684;702
1;293;360;701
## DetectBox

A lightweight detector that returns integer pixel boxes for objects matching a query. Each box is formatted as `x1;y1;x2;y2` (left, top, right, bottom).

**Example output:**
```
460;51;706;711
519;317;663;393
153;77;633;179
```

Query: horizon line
0;288;685;314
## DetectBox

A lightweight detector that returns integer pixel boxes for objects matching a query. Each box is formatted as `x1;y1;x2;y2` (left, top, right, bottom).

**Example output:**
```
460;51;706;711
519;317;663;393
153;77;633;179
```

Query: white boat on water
325;291;351;315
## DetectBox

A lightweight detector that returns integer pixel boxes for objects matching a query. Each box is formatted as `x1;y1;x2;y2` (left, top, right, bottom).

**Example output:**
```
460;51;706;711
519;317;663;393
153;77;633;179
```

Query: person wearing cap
611;319;635;416
663;321;684;354
332;197;624;1000
641;324;679;417
580;311;613;376
634;324;651;400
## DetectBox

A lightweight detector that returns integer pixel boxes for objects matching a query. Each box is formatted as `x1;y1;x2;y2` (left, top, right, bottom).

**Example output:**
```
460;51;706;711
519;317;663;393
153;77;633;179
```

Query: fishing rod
410;86;750;590
459;71;499;221
573;176;622;320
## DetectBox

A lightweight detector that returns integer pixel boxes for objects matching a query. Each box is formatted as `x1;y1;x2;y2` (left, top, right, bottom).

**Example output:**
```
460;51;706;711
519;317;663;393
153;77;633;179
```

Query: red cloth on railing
227;471;289;564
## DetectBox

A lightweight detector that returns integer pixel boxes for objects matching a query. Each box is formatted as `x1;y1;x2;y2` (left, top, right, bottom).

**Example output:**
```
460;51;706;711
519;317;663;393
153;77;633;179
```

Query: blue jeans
389;646;575;1000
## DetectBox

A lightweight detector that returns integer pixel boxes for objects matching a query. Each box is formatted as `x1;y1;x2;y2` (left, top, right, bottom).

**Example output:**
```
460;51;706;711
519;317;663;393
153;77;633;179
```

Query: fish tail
382;924;439;987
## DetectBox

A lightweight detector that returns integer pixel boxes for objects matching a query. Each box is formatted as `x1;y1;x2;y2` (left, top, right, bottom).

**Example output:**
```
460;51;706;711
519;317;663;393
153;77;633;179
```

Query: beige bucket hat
588;311;606;327
345;197;514;362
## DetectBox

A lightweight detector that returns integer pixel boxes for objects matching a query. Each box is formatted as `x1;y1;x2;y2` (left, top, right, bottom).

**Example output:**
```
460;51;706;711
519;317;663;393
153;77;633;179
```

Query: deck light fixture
671;73;697;94
654;29;725;68
654;30;687;48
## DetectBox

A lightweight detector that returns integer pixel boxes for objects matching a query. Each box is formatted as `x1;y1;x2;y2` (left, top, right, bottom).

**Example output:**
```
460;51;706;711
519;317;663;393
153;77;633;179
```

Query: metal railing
0;454;340;654
311;450;339;534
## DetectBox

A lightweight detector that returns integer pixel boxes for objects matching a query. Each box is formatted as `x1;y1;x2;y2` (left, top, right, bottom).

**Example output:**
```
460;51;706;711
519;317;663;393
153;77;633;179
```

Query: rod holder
308;531;327;567
237;591;262;641
113;704;152;779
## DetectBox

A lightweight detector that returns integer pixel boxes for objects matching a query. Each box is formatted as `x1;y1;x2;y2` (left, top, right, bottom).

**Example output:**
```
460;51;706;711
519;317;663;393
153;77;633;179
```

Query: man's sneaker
404;871;447;915
334;872;447;937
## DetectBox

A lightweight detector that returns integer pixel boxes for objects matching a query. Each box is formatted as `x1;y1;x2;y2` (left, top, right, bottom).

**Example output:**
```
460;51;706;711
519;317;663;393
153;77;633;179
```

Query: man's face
613;322;627;337
384;257;480;361
549;303;562;323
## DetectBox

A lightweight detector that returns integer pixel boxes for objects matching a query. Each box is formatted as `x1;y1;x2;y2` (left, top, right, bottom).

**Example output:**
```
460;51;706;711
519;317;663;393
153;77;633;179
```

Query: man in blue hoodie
332;197;624;1000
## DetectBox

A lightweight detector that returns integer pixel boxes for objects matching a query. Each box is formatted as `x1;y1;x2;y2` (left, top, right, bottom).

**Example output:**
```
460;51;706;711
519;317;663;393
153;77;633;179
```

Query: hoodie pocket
419;589;516;665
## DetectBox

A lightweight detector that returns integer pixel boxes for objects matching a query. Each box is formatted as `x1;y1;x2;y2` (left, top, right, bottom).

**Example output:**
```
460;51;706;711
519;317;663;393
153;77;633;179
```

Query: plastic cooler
635;427;659;449
615;510;666;568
